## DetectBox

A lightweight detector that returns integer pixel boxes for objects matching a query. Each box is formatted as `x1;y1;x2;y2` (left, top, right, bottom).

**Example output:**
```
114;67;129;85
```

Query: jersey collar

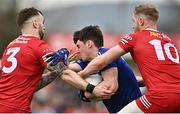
97;47;104;56
145;28;158;32
20;34;40;39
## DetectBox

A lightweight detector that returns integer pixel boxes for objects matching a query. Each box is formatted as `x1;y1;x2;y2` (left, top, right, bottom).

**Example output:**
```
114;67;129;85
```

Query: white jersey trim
140;95;152;109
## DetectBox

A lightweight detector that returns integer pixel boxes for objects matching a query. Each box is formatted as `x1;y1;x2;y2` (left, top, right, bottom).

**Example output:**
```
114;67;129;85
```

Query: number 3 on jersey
149;39;179;64
2;47;21;73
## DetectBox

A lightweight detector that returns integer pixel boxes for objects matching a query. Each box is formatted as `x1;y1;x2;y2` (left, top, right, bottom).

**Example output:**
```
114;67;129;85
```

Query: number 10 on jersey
149;39;179;64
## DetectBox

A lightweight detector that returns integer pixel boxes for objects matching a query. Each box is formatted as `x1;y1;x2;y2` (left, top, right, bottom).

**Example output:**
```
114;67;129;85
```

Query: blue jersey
76;48;142;113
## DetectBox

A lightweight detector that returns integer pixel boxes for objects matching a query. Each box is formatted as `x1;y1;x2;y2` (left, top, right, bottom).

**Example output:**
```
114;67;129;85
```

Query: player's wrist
85;83;95;93
78;70;86;78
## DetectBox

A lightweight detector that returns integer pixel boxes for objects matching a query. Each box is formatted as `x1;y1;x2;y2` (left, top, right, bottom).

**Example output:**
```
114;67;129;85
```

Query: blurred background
0;0;180;113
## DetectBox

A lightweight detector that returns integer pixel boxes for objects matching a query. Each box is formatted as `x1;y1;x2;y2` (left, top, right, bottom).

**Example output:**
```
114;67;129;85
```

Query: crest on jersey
150;32;158;37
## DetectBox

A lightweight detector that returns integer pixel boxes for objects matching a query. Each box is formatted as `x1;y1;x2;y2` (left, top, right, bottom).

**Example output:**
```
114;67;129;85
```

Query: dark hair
74;25;104;48
16;7;43;28
73;30;81;44
134;4;159;22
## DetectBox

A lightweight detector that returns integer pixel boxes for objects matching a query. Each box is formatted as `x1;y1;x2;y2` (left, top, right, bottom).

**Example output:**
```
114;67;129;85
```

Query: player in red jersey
0;7;66;112
78;4;180;113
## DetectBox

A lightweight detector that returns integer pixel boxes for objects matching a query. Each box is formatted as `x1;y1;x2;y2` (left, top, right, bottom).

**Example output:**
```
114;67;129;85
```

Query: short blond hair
134;4;159;22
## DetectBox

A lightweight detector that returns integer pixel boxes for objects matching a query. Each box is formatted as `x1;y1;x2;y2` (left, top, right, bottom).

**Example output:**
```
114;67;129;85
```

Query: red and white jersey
118;29;180;93
0;35;53;112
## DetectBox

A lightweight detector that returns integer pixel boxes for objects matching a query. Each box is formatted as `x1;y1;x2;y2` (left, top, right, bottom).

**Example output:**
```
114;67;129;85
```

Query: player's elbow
105;82;118;94
110;83;119;93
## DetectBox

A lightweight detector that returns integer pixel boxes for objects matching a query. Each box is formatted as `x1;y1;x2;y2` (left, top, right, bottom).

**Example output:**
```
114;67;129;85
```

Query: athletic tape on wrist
86;83;95;93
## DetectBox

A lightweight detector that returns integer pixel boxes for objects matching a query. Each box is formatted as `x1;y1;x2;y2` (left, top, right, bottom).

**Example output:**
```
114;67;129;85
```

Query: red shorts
0;103;30;113
136;91;180;113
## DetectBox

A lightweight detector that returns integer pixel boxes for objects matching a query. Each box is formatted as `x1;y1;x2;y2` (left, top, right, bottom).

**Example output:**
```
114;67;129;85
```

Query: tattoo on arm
35;62;67;92
35;72;58;91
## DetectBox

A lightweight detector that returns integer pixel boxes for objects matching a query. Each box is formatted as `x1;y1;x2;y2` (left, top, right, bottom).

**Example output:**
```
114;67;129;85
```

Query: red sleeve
35;40;53;67
118;34;137;52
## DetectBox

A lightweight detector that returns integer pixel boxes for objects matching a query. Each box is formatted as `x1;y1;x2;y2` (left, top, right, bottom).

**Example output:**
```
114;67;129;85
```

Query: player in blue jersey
45;25;142;113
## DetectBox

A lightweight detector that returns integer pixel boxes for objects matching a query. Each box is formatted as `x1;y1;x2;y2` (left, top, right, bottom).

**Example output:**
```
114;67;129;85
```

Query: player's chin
81;57;87;61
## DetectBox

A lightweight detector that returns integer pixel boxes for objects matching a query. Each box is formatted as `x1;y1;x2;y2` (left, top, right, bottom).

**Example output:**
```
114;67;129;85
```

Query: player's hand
93;82;114;99
45;48;69;66
78;90;91;102
84;91;102;102
68;51;80;62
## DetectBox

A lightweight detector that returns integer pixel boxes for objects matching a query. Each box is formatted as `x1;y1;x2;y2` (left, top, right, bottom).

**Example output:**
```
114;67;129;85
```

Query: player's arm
61;69;112;97
35;50;81;92
85;67;118;100
78;45;126;77
68;58;88;73
35;62;82;92
35;71;58;91
99;67;119;93
41;48;87;90
36;62;66;91
68;63;82;72
61;69;88;90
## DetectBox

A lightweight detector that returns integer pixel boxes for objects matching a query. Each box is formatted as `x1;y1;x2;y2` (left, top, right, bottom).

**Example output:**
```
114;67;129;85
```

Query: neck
21;28;40;39
141;23;157;31
144;25;157;30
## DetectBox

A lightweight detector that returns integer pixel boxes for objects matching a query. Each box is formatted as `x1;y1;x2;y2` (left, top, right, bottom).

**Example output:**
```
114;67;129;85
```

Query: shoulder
75;59;89;69
98;47;109;55
29;39;49;50
123;31;148;42
76;59;88;64
128;31;147;38
32;38;46;45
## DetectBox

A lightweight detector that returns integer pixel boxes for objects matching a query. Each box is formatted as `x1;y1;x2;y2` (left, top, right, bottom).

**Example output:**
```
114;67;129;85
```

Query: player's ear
139;17;144;26
86;40;93;48
32;19;38;29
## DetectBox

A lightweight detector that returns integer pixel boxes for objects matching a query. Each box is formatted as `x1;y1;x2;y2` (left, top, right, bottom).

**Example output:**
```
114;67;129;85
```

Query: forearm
100;67;119;94
36;62;66;91
61;69;88;90
35;72;59;91
78;57;105;77
68;63;82;72
79;45;125;77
